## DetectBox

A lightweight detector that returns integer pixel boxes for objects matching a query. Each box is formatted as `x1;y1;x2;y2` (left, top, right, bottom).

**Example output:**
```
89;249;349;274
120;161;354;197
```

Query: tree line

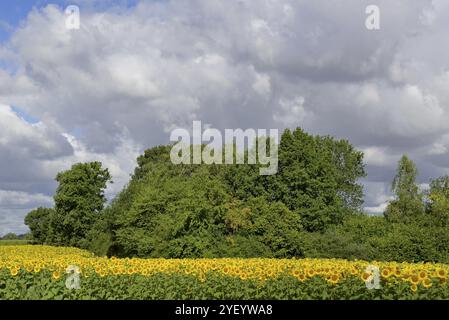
24;127;449;262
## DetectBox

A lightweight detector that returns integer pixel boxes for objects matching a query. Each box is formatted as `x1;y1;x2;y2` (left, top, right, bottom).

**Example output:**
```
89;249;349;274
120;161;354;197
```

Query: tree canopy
25;162;112;247
24;128;449;263
99;127;366;257
385;155;425;223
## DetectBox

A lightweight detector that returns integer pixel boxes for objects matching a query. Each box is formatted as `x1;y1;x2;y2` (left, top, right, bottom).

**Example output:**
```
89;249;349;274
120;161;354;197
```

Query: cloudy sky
0;0;448;235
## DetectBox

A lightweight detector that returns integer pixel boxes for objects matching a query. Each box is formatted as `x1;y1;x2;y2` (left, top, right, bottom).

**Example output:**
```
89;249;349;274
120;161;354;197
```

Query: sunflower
297;273;306;282
410;284;418;292
361;272;371;282
328;274;339;284
291;269;301;277
423;278;432;289
410;274;420;285
141;268;149;276
437;269;447;279
10;268;19;277
306;269;315;277
418;271;427;280
52;271;61;280
381;268;391;278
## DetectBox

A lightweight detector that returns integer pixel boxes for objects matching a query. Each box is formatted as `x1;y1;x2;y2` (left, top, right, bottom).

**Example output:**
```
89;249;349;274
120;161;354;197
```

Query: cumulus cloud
0;190;53;235
1;0;449;231
0;103;140;235
273;96;310;127
0;104;72;159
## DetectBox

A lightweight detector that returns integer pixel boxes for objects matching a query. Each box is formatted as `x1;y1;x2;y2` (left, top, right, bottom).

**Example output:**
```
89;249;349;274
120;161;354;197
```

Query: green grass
0;240;31;246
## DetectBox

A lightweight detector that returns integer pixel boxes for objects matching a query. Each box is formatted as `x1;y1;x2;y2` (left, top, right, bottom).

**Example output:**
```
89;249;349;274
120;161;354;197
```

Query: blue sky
0;0;141;42
0;1;65;42
11;106;39;124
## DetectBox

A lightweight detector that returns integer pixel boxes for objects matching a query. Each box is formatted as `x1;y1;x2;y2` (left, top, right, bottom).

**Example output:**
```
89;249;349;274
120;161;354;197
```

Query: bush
302;214;449;263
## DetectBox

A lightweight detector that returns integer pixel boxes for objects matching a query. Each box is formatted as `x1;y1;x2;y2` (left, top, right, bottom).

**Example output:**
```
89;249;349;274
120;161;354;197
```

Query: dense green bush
303;215;449;263
111;161;303;258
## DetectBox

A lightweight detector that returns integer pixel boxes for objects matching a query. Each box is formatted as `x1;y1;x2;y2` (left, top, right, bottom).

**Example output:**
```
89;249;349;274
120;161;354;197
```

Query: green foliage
112;159;302;258
368;223;449;263
114;163;230;257
24;207;54;244
23;128;449;265
21;127;366;258
303;214;449;263
392;155;420;196
86;227;113;257
99;127;365;257
426;175;449;226
385;155;425;223
0;240;31;246
302;215;384;261
1;233;20;240
241;128;365;232
50;162;112;247
215;128;365;232
0;271;447;300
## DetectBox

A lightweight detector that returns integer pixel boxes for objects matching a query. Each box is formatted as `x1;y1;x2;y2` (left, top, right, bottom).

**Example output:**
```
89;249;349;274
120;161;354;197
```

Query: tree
1;233;19;240
384;155;425;223
321;136;366;210
426;175;449;226
111;157;303;258
272;128;365;231
24;207;53;243
51;162;112;247
102;127;365;257
222;128;365;232
391;155;420;197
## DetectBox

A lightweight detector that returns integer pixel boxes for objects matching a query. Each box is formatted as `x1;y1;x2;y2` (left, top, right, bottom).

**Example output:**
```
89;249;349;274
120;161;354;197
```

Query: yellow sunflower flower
52;271;61;280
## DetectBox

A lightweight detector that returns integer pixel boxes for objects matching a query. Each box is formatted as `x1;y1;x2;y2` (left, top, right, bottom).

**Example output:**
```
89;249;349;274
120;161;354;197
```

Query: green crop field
0;240;31;246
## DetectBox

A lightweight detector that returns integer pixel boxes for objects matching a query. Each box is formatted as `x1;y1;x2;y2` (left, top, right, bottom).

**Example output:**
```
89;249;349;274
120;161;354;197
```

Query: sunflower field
1;245;449;300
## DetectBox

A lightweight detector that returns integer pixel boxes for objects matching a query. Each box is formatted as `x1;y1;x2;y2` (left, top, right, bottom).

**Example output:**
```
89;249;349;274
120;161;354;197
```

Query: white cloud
0;190;53;236
0;104;72;159
0;190;53;209
363;181;394;215
57;131;141;197
273;96;310;127
252;72;271;97
365;202;389;215
0;103;140;235
361;146;398;167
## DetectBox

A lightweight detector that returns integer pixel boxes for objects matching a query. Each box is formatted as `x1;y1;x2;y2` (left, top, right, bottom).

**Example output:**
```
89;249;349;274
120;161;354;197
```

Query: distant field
0;240;31;246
